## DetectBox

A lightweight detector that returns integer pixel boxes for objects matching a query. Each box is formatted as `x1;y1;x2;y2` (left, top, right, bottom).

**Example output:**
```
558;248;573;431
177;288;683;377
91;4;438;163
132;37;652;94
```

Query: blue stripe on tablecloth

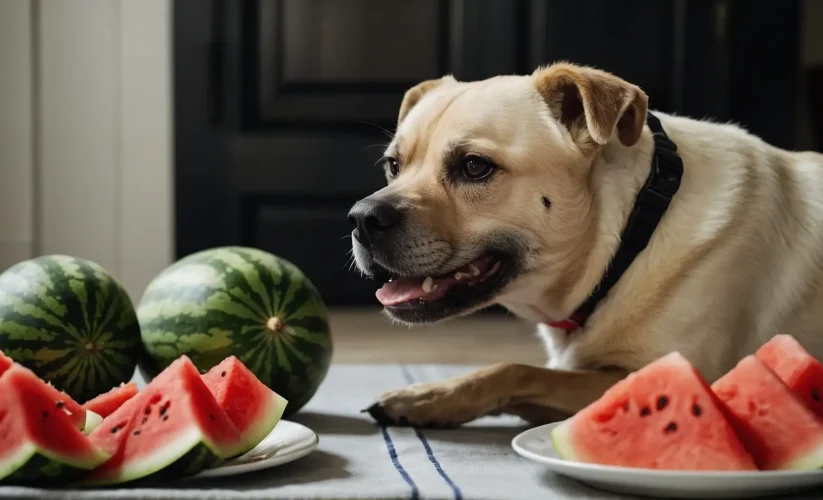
380;425;420;500
401;365;463;500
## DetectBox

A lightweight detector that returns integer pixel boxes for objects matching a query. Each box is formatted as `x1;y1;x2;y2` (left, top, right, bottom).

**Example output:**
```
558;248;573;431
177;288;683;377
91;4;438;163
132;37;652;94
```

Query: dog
347;62;823;428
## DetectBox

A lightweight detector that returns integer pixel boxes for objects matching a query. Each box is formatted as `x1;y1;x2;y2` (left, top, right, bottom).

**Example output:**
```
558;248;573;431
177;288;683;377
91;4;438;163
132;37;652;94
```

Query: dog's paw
362;383;483;428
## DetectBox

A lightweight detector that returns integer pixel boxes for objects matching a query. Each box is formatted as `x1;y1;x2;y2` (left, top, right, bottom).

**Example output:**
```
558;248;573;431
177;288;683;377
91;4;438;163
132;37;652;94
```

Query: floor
326;307;546;366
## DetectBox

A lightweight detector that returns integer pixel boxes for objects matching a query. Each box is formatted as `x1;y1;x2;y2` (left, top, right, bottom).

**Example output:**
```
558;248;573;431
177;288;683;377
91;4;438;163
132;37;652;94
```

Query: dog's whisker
360;121;396;141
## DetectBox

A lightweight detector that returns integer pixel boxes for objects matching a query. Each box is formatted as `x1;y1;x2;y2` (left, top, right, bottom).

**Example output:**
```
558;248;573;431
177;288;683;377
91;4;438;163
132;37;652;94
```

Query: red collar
547;313;586;333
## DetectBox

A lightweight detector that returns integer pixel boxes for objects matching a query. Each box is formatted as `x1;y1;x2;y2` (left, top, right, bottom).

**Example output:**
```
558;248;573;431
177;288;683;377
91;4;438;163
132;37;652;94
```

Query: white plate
512;421;823;499
191;420;318;479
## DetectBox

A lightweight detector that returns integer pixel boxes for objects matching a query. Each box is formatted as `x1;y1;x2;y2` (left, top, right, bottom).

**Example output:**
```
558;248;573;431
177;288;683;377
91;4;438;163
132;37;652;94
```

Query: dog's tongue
375;277;433;306
375;255;497;307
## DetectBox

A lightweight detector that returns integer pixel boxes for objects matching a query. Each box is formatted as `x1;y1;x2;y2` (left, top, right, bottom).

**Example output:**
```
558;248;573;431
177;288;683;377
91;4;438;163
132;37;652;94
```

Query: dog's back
549;112;823;381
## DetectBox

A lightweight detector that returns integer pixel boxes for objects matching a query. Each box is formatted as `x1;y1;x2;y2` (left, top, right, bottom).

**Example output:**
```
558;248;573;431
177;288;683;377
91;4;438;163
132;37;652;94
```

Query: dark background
174;0;822;306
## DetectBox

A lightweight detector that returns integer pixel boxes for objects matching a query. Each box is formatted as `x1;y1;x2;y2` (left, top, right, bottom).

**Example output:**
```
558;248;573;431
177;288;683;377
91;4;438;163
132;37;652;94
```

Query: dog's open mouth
373;252;515;322
376;254;501;306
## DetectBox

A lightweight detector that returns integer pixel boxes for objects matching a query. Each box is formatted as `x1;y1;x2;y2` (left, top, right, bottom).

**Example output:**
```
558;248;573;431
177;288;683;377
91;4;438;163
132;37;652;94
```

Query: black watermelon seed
221;371;226;377
159;407;166;416
41;411;48;418
144;407;151;415
692;404;702;416
111;426;119;434
162;415;169;421
141;417;148;425
656;396;669;410
664;422;678;433
812;388;820;402
133;430;140;436
640;406;651;416
55;401;65;409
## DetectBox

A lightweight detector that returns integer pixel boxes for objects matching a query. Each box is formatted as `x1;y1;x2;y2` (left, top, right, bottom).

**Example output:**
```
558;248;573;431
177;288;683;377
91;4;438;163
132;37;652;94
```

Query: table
2;365;821;499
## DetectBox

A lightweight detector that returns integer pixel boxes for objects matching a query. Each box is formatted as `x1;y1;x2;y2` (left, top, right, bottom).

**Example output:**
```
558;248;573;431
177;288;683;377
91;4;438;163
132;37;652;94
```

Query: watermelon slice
0;364;109;483
755;334;823;420
0;349;86;431
551;352;757;470
712;355;823;470
86;356;242;485
202;356;288;455
82;382;139;418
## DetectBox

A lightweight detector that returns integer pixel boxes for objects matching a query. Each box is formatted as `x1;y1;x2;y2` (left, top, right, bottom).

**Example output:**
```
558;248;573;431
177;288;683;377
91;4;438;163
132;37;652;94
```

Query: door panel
255;0;451;125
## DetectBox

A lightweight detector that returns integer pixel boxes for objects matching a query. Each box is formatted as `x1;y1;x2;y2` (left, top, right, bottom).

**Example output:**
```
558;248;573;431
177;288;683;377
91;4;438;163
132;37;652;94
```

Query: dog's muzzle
347;197;405;250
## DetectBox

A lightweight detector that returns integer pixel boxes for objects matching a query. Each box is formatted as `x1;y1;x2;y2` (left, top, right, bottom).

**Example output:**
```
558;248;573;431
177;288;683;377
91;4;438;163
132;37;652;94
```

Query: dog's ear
398;75;457;125
533;63;648;148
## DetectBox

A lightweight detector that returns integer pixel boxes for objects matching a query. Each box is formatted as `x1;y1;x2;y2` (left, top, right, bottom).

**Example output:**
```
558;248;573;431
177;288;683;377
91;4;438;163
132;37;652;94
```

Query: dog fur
351;62;823;427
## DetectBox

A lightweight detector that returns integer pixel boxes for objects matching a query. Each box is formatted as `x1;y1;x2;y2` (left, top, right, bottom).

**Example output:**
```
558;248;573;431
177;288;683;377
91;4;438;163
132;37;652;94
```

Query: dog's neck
509;114;683;327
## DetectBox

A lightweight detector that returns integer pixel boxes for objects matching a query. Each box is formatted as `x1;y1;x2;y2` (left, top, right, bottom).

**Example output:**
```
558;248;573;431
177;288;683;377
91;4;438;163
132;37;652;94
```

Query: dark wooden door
175;0;525;305
175;0;799;306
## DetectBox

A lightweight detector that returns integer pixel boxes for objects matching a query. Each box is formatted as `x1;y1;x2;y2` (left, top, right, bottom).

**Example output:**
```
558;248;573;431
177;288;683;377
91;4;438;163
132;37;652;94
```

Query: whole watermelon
137;246;332;414
0;255;142;402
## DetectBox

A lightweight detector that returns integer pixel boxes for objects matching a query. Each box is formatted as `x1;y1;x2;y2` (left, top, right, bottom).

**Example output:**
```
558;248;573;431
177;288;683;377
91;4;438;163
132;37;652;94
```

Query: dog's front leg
365;363;627;427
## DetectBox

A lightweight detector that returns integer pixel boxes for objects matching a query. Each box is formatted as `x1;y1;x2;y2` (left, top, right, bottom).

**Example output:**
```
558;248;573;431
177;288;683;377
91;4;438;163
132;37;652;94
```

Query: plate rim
190;419;319;479
511;420;823;480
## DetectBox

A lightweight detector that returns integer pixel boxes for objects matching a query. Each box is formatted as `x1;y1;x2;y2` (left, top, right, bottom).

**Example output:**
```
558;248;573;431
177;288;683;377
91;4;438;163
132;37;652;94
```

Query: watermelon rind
786;443;823;470
85;427;223;486
0;442;36;482
0;439;110;484
236;392;289;456
116;427;216;483
0;255;142;403
83;411;103;435
137;246;332;415
549;421;578;462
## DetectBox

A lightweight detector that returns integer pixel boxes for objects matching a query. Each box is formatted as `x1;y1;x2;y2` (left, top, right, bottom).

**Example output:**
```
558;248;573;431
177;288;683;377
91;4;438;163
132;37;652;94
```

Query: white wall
0;0;35;272
0;0;173;302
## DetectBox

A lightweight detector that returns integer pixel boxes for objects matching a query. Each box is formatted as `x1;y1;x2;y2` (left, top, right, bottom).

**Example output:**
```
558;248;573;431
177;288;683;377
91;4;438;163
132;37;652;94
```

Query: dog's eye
385;157;400;177
460;156;495;181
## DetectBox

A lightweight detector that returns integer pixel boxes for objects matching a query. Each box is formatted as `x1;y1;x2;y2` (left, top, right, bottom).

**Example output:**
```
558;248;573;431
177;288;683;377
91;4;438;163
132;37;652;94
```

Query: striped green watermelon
0;255;142;403
137;247;332;414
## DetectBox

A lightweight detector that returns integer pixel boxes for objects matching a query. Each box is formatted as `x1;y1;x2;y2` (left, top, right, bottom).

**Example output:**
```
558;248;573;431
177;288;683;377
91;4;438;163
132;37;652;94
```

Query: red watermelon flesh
755;334;823;420
551;352;757;470
0;349;86;431
0;364;109;482
87;356;242;485
0;349;11;374
201;356;288;455
712;355;823;470
82;382;139;419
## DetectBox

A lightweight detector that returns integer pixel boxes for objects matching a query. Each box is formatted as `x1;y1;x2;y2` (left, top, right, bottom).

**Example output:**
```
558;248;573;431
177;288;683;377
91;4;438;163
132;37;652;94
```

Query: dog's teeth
454;271;465;281
469;264;481;277
422;276;434;293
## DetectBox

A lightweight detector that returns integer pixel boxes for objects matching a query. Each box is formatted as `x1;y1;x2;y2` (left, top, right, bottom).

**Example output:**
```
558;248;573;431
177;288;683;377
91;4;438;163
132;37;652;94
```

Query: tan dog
347;62;823;427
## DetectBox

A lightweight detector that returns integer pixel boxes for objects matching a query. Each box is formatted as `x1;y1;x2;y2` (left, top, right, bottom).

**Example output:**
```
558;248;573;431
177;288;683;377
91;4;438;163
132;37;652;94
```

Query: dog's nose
347;198;403;246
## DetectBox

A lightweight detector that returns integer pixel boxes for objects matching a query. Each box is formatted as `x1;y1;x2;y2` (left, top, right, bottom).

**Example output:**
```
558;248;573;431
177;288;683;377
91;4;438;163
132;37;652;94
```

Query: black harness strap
571;112;684;324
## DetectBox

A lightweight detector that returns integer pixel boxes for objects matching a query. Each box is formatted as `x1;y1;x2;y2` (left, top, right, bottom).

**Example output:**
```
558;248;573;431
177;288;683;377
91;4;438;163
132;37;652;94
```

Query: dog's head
348;63;648;324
